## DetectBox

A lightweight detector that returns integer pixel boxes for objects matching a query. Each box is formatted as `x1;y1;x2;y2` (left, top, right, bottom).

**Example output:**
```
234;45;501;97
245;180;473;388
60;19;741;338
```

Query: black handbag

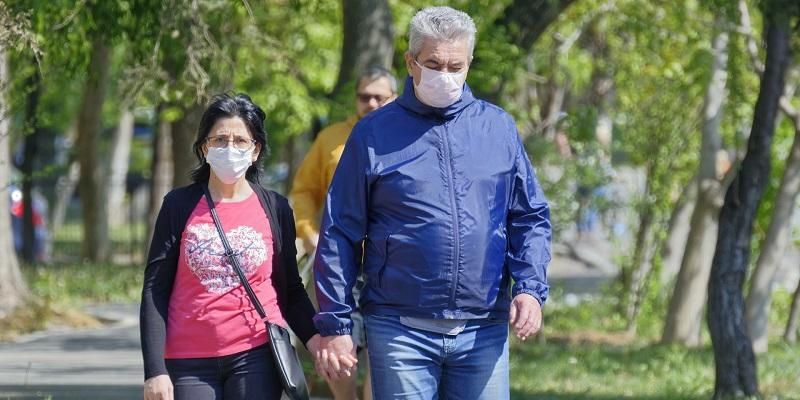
203;186;310;400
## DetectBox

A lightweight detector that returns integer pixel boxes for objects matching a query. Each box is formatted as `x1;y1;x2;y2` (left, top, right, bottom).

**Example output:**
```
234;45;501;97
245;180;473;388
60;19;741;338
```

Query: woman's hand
144;374;173;400
305;333;322;355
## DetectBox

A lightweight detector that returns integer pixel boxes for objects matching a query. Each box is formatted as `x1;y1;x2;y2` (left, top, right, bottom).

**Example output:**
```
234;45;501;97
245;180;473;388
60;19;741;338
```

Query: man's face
355;77;396;118
405;38;471;86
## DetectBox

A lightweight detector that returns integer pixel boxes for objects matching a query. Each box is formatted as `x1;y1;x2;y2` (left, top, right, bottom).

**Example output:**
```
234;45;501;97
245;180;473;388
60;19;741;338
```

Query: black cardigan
139;181;318;379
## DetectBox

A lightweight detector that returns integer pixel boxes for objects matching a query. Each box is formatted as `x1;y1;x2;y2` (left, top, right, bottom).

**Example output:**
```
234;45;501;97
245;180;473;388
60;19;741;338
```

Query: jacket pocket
376;233;391;288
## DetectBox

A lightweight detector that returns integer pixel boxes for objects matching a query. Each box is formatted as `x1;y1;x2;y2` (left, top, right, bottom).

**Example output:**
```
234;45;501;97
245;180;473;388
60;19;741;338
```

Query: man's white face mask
206;146;253;184
413;60;467;108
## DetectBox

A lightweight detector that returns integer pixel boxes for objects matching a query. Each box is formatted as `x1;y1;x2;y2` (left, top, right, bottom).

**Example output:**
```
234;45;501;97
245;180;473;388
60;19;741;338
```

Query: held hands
509;293;543;341
144;374;173;400
311;334;358;381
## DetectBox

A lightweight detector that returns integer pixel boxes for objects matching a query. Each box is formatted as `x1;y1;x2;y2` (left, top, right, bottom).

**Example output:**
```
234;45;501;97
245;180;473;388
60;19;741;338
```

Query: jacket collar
396;75;475;120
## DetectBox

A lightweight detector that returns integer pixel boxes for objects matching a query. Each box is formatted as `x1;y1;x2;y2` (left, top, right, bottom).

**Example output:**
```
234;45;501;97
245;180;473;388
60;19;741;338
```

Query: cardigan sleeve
139;191;181;379
275;192;319;345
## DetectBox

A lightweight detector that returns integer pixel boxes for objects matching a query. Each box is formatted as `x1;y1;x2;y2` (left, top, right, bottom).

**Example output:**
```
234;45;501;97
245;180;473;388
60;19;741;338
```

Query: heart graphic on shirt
183;223;268;294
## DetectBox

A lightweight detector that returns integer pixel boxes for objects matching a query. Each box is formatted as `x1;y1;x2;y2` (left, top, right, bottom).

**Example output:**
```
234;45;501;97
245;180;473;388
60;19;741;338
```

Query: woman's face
202;116;261;162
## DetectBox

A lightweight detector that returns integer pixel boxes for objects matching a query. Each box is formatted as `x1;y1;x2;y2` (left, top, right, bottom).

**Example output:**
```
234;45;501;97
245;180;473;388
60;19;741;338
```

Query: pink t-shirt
165;192;287;359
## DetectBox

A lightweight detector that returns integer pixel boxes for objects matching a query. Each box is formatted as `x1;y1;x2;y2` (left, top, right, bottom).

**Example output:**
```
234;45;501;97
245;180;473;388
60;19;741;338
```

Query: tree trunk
540;81;566;141
625;225;659;333
707;15;791;399
624;201;656;331
331;0;394;98
283;134;296;194
21;58;41;263
51;159;78;233
662;187;723;345
147;106;174;248
784;278;800;343
500;0;577;50
585;20;614;150
0;44;28;315
662;27;729;346
107;107;134;227
76;39;112;262
171;102;203;188
659;176;697;285
746;114;800;353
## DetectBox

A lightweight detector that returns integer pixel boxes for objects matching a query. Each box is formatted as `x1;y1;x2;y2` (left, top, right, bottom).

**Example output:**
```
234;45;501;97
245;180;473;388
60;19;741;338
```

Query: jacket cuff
512;280;549;306
313;313;353;337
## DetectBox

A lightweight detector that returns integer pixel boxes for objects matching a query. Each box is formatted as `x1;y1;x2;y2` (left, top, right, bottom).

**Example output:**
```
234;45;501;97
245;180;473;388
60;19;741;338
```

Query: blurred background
0;0;799;399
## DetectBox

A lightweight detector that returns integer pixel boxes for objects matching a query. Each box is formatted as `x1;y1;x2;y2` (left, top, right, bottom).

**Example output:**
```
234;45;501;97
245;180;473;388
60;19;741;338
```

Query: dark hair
190;93;269;183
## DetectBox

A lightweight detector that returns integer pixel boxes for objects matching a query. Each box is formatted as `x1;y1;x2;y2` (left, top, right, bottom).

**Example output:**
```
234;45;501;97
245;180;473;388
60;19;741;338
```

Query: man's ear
404;51;414;75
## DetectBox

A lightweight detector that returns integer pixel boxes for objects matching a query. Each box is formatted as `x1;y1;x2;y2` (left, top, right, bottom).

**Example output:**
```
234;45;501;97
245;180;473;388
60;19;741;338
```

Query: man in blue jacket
312;6;551;399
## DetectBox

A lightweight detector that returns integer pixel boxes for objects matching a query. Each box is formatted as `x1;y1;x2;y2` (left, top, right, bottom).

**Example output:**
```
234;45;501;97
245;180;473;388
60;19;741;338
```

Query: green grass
51;221;147;263
0;262;143;340
22;262;143;306
508;287;800;399
510;338;800;399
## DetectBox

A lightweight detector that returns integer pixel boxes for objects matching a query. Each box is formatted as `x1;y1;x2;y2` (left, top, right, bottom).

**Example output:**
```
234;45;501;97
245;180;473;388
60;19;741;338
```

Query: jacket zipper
441;126;461;310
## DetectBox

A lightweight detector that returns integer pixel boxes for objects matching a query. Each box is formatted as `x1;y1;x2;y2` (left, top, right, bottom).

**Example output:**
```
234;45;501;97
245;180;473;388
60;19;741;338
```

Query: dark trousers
166;344;283;400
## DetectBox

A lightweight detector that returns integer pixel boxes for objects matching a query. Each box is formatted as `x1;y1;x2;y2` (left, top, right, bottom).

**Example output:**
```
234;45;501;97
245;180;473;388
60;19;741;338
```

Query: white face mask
206;146;254;184
413;60;467;108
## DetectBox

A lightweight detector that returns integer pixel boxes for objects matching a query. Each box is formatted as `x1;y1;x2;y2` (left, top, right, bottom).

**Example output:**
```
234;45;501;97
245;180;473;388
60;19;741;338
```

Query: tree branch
738;0;764;74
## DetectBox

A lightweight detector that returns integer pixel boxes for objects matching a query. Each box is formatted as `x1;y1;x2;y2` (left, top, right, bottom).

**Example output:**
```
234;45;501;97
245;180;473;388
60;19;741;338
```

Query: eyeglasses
357;93;391;104
206;135;257;151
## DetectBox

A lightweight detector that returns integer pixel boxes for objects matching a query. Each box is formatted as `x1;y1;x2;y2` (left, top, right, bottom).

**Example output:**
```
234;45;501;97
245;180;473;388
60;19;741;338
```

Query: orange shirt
289;115;358;243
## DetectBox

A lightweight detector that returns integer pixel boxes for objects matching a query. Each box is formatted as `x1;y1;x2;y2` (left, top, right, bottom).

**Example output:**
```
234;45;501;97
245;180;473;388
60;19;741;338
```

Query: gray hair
408;6;477;58
357;66;398;94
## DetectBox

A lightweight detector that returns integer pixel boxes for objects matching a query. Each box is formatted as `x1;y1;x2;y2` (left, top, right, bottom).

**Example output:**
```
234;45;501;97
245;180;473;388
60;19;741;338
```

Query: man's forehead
418;39;470;61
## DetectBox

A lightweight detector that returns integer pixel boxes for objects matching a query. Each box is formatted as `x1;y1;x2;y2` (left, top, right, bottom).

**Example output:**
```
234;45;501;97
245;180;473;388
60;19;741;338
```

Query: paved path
0;304;142;399
0;303;337;400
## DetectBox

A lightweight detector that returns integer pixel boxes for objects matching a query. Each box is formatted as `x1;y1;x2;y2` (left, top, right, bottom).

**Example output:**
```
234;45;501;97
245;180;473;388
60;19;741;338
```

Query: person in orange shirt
290;66;397;400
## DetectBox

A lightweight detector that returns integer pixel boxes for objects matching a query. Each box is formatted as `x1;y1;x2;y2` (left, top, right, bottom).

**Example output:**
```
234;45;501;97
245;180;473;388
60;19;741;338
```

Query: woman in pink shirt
141;94;323;400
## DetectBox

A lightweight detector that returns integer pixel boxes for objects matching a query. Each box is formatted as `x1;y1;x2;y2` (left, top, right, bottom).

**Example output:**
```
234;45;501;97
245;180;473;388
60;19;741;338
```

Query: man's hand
144;374;173;400
314;334;357;381
302;232;320;254
509;293;542;341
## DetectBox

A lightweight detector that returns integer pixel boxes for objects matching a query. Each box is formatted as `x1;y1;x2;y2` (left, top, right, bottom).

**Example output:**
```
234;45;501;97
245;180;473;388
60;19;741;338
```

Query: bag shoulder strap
202;185;268;321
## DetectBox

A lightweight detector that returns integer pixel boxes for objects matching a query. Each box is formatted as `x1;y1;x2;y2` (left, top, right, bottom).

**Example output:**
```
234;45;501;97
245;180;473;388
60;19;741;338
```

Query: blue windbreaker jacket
313;77;551;336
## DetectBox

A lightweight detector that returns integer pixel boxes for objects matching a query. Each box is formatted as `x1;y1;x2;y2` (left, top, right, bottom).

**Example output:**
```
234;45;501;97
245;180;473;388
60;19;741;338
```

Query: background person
290;66;398;400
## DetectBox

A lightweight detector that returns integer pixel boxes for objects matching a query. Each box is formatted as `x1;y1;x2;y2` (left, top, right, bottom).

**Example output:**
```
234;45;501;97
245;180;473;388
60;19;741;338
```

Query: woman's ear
252;143;261;162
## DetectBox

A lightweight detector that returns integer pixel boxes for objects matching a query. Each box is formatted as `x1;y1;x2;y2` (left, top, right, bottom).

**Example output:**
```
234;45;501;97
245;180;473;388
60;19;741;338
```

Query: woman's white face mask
206;146;253;184
413;60;467;108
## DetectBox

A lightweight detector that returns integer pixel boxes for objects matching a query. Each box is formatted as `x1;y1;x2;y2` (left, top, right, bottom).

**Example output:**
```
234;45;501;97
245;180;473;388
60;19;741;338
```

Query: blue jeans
165;344;283;400
365;315;510;400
